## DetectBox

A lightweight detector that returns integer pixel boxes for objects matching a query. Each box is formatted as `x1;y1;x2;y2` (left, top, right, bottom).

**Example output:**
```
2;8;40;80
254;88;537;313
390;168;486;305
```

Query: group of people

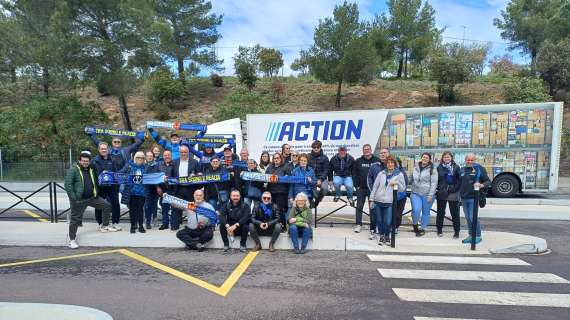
64;128;490;252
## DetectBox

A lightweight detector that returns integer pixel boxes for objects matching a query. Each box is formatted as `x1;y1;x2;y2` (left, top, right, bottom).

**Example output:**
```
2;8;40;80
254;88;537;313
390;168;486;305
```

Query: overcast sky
204;0;526;76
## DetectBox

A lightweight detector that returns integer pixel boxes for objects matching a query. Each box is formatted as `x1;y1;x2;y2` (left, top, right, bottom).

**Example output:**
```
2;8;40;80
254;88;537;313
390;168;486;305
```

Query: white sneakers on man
354;225;362;233
69;240;79;249
112;223;122;231
368;230;376;240
99;225;119;233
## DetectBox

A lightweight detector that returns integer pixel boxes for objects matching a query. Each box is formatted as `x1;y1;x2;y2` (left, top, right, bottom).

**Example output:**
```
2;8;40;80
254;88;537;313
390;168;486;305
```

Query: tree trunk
177;57;185;83
10;67;16;83
397;50;404;78
404;50;409;79
335;77;343;109
42;66;49;98
118;95;133;131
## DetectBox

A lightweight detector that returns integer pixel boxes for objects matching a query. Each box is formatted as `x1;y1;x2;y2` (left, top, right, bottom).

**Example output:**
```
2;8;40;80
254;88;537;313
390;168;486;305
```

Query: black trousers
272;192;289;226
436;199;460;235
249;222;282;244
355;187;371;227
219;221;249;246
129;195;145;228
176;226;214;249
393;197;407;229
172;186;196;229
95;186;120;225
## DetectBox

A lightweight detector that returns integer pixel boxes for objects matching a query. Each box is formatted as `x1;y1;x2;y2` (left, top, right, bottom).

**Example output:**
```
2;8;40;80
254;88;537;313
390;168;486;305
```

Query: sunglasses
262;197;271;200
112;141;122;144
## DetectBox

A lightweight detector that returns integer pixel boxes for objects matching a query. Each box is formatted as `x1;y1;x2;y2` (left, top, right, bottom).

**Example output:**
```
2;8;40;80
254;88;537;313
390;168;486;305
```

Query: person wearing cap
308;140;330;206
148;128;184;161
87;131;144;170
175;189;216;251
203;156;231;210
65;151;117;249
328;146;356;206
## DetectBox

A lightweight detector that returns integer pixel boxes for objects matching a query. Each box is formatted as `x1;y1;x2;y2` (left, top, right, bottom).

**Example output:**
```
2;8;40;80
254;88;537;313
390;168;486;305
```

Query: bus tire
492;174;519;198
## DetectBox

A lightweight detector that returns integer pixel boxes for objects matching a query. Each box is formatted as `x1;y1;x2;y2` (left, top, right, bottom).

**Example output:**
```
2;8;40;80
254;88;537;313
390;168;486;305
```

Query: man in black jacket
219;190;251;253
91;142;122;230
157;150;174;230
171;145;201;230
203;157;231;210
328;146;355;205
459;153;491;244
352;144;380;233
249;191;282;252
308;140;329;206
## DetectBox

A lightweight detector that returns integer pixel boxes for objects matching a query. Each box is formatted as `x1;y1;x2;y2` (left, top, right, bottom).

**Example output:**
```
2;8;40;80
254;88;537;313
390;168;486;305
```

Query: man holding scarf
172;189;217;251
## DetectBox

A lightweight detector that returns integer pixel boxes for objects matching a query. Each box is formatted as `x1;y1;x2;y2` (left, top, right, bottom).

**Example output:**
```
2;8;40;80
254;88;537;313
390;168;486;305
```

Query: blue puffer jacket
120;162;147;204
289;166;317;199
148;128;182;161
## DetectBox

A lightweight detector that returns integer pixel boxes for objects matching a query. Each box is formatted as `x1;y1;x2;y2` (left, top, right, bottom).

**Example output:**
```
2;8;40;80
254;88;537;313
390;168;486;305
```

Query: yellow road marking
0;248;259;297
23;210;49;222
0;249;122;268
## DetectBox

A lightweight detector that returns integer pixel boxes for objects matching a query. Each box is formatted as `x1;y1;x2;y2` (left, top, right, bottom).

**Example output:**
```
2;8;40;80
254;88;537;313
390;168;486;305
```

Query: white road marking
379;268;569;283
393;288;570;308
367;254;530;266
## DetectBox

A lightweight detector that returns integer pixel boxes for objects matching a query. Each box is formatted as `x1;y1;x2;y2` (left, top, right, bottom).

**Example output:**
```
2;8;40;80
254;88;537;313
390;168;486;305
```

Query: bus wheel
492;174;519;198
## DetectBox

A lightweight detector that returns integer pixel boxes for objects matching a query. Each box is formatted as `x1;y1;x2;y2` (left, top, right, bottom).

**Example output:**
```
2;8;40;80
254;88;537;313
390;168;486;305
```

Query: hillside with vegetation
0;0;568;176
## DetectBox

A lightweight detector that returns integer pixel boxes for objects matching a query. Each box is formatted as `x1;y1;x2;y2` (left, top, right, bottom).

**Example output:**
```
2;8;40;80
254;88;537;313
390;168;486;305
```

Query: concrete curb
0;222;548;255
0;303;113;320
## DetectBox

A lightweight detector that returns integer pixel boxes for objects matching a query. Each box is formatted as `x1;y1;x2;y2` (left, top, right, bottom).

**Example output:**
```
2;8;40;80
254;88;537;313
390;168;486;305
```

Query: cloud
209;0;374;76
204;0;528;76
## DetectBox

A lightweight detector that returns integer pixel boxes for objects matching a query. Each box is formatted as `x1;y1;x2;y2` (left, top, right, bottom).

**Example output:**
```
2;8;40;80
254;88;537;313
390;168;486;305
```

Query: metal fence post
391;185;398;248
471;185;480;251
0;148;3;181
49;182;54;223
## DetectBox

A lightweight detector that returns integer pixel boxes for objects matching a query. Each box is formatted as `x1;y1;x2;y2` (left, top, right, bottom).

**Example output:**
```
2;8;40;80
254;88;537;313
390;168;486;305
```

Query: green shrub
214;89;278;121
210;73;224;87
152;104;170;120
148;68;184;107
503;77;551;103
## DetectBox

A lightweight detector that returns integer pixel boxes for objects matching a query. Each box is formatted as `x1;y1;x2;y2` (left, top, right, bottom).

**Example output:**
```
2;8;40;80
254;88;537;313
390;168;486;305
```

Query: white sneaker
354;225;362;233
100;225;118;233
368;231;376;240
69;240;79;249
112;223;122;231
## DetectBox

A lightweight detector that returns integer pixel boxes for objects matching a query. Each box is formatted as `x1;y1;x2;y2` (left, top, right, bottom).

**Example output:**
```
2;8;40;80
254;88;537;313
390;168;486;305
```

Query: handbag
479;188;487;208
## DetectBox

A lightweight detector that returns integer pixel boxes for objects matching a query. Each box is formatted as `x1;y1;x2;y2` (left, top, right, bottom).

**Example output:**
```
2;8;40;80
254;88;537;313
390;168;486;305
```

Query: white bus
246;102;564;198
378;102;564;197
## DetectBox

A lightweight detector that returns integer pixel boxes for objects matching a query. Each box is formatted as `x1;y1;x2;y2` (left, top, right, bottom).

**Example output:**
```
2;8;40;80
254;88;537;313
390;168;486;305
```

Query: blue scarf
384;168;401;186
442;161;455;184
260;202;273;218
85;126;145;140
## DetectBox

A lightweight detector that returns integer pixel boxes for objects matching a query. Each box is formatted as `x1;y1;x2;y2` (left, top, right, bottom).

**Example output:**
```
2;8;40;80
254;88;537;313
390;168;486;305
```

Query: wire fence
0;148;78;182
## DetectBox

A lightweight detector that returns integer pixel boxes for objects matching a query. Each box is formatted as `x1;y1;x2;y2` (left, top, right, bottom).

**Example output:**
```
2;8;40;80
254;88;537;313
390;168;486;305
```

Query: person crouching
174;189;216;251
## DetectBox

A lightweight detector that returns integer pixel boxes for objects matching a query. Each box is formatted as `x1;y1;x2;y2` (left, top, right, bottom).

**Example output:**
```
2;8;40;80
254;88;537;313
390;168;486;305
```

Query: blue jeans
373;203;392;236
144;189;159;224
333;176;354;199
461;198;481;237
160;199;170;226
411;193;434;230
289;224;312;250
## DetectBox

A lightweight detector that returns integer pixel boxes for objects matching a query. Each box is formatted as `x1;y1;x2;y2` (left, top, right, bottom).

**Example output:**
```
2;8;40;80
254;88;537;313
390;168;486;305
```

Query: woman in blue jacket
289;154;317;210
120;151;148;234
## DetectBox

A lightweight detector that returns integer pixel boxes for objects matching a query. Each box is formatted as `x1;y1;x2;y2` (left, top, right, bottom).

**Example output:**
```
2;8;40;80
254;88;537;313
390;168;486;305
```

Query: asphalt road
1;219;569;320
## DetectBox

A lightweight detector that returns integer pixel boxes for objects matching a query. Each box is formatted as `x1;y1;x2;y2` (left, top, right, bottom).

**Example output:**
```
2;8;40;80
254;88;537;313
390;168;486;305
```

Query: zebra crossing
367;253;570;318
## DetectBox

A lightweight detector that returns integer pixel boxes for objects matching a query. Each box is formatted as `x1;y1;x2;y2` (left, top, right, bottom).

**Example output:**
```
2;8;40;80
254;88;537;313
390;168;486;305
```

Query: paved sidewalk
0;302;113;320
0;221;547;255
